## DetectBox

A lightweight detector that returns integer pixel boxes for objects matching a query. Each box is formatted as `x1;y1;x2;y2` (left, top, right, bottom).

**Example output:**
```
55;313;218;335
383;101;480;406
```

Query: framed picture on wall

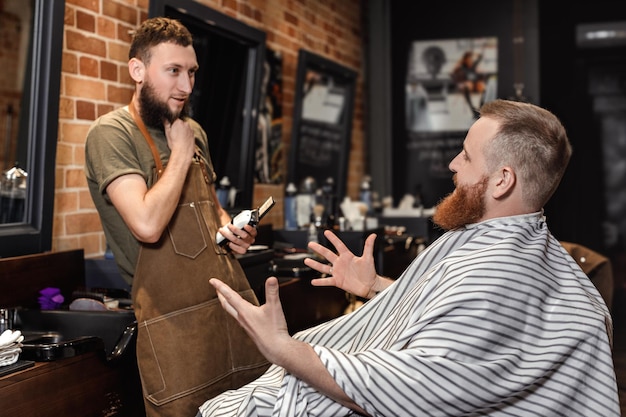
403;37;498;207
288;49;357;208
406;37;498;132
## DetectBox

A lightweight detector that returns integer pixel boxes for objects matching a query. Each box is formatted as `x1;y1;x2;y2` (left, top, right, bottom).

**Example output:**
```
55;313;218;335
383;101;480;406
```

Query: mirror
289;49;357;212
150;0;266;211
0;0;64;256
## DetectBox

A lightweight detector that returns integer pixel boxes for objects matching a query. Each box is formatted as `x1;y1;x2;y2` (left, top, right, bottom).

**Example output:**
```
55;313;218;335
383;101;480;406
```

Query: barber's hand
210;277;290;364
218;223;257;254
305;230;379;299
164;118;196;160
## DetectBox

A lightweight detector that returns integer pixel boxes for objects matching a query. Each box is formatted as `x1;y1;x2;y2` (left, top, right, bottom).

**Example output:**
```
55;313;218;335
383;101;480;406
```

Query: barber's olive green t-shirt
84;106;216;285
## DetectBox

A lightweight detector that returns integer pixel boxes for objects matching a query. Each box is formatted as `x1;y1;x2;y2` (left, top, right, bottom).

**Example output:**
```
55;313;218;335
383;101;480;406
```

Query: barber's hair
129;17;193;64
480;99;572;209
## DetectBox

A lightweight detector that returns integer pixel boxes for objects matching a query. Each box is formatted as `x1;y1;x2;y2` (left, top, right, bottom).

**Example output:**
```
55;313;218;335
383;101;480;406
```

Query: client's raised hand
209;277;289;364
305;230;391;299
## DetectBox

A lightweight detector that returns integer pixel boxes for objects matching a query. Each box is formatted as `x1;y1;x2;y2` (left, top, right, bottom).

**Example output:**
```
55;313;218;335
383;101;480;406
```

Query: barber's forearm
134;155;191;241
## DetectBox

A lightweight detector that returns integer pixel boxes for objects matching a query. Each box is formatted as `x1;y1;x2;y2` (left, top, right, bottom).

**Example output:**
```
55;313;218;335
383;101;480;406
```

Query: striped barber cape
199;212;620;417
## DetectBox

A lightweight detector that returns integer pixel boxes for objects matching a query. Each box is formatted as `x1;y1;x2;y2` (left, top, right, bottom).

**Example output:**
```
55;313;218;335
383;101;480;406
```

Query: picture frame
288;49;357;207
403;37;498;207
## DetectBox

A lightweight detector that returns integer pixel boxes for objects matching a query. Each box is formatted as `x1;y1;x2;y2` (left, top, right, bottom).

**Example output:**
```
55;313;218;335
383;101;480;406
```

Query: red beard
432;175;489;231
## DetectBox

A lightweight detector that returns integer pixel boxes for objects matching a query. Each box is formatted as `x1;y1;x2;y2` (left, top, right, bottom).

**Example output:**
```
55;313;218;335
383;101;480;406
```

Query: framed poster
406;37;498;132
288;49;357;206
404;37;498;206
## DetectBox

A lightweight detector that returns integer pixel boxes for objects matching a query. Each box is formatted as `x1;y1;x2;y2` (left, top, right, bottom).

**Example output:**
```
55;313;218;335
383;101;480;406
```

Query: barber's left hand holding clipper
218;223;257;254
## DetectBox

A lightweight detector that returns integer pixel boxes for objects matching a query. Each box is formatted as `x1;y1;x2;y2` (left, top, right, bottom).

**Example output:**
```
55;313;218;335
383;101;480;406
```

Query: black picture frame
288;49;357;206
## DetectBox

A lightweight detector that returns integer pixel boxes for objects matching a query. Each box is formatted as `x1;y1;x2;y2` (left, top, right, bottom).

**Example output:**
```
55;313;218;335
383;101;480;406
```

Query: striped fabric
199;212;620;417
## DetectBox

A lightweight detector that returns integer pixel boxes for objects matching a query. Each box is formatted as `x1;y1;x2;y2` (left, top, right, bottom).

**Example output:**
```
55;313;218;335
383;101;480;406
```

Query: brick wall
54;0;366;258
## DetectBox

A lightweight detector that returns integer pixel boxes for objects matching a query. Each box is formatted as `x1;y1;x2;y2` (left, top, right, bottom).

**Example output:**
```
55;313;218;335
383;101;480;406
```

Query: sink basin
24;332;64;344
15;309;136;361
20;331;104;362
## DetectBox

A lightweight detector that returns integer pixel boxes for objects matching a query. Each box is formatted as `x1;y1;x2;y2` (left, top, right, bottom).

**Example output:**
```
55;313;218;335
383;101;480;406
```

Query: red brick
62;52;78;74
107;84;133;105
223;0;237;11
109;42;129;63
66;168;88;188
66;0;99;13
64;5;75;27
65;76;106;100
284;11;299;26
65;212;103;235
66;30;106;57
76;10;96;32
55;191;79;213
79;190;96;210
97;17;117;39
100;60;118;81
97;103;115;117
61;122;91;144
58;97;75;119
79;56;99;77
117;23;134;43
76;100;96;120
102;1;138;25
55;142;74;166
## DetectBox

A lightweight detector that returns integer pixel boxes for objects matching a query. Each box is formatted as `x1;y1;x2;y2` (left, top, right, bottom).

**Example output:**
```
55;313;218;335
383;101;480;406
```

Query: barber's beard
138;81;190;129
432;175;489;231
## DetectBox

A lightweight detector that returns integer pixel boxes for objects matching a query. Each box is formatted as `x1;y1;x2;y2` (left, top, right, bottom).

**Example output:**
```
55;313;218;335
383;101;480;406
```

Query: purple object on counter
38;287;65;310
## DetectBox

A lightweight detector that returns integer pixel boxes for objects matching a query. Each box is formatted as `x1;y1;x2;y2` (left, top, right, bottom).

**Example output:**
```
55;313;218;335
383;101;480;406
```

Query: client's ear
492;166;516;199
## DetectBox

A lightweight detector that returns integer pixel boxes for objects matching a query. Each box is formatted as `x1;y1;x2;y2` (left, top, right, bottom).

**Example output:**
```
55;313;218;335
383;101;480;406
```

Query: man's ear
492;166;516;199
128;58;145;83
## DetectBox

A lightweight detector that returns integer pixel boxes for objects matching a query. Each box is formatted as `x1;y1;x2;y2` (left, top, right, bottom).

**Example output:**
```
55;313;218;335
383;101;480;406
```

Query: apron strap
129;95;164;178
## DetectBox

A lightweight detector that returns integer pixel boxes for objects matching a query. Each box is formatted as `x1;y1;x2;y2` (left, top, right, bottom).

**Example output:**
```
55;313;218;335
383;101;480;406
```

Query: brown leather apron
129;102;269;417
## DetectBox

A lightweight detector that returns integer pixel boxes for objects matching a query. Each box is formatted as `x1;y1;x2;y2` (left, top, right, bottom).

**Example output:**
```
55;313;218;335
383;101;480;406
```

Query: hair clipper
216;196;275;246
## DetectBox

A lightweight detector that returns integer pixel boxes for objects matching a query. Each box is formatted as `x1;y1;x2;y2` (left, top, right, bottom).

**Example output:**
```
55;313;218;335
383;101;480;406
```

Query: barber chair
561;241;614;312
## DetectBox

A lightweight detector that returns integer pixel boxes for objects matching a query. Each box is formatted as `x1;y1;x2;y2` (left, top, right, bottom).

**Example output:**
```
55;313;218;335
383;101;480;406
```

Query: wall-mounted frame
288;49;357;206
403;36;498;207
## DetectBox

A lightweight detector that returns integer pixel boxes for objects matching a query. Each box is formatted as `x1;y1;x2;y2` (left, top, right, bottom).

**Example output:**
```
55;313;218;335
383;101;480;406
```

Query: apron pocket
137;294;268;407
168;202;207;258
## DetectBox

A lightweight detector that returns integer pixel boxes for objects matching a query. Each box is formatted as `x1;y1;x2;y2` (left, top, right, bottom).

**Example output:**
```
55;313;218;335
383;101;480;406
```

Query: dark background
388;0;626;255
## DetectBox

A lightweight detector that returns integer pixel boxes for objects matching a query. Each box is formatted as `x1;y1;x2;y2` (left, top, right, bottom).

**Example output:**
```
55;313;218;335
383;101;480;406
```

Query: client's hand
210;276;370;414
209;277;290;364
305;230;382;299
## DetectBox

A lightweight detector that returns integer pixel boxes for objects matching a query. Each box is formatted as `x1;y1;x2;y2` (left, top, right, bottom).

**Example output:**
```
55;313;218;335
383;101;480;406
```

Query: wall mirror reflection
0;0;63;256
0;0;33;223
